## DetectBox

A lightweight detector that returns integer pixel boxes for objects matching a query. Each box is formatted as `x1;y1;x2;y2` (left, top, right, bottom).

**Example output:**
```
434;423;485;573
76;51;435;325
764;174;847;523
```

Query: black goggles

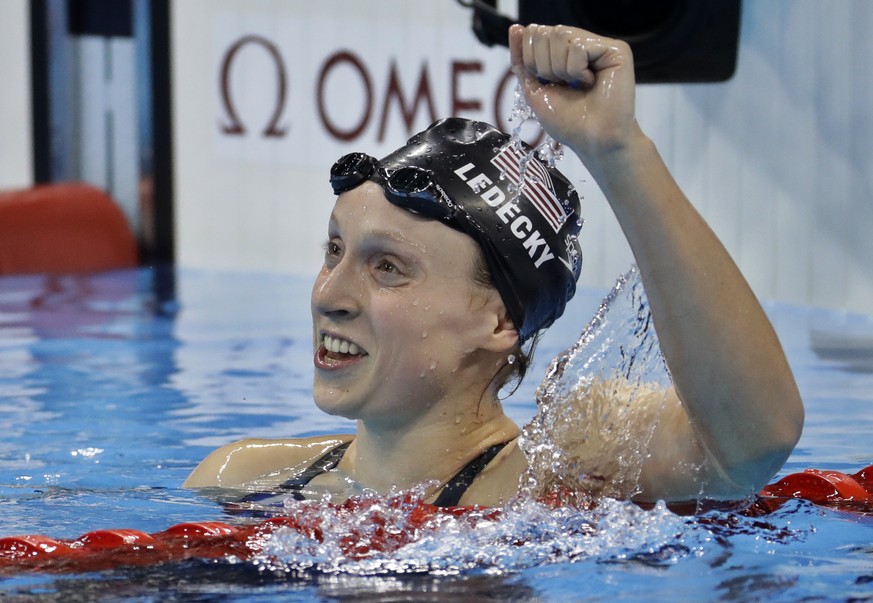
330;152;470;227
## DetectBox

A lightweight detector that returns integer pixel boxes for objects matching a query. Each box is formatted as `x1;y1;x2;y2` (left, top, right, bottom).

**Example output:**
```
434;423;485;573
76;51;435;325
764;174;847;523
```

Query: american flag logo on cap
491;145;570;233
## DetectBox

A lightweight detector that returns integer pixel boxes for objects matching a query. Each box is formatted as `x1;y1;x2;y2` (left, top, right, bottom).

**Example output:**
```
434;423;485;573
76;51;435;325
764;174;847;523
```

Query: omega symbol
219;35;288;138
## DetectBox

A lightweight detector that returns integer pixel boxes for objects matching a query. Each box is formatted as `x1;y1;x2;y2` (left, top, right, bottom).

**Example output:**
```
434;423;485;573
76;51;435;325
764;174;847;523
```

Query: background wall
0;0;33;189
2;1;869;316
171;0;873;316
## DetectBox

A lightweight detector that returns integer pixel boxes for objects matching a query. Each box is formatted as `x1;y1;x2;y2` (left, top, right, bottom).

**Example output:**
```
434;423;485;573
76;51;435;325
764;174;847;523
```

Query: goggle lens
330;153;380;194
385;166;455;221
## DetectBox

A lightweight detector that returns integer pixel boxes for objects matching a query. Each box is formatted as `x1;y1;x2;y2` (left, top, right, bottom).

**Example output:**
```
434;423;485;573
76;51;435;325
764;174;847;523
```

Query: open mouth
318;334;368;365
323;334;364;356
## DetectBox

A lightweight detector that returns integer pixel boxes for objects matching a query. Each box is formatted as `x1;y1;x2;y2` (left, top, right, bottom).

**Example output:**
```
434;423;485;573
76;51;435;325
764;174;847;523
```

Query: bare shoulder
457;438;528;507
183;434;354;489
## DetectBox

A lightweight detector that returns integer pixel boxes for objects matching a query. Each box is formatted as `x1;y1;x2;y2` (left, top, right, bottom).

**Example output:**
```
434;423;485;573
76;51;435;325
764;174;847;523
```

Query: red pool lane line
0;497;496;574
761;465;873;504
0;522;248;574
852;464;873;490
1;466;871;574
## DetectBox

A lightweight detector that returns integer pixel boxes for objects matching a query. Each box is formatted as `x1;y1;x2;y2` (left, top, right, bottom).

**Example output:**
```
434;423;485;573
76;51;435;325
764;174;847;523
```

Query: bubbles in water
249;486;811;579
251;488;702;577
70;447;104;459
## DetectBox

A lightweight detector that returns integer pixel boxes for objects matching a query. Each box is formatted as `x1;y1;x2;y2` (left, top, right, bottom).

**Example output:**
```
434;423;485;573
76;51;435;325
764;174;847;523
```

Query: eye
323;239;343;267
371;255;409;286
376;259;398;273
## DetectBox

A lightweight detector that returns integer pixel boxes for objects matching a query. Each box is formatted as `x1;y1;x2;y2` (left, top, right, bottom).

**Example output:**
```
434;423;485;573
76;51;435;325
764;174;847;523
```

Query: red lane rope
758;464;873;512
0;493;496;574
2;465;871;574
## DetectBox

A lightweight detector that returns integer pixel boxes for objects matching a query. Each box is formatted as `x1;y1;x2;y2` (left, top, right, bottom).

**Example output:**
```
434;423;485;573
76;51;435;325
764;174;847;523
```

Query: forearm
578;127;804;490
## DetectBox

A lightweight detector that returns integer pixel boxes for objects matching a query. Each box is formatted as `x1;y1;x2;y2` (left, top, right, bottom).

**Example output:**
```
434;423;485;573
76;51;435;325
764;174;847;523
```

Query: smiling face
311;182;517;428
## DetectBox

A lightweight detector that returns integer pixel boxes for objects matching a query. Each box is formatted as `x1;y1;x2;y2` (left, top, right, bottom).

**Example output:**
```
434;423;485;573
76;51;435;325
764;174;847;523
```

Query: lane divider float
2;464;870;574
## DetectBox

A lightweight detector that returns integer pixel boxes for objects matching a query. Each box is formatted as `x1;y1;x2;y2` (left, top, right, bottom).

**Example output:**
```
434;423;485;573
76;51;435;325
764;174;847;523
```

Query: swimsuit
236;440;508;508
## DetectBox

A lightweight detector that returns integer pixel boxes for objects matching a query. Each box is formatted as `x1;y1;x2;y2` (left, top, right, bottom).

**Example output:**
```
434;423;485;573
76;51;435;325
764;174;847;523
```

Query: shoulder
456;438;528;507
183;434;354;488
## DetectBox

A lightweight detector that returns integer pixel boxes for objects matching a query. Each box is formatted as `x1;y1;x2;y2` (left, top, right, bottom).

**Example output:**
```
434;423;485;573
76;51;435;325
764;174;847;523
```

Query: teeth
323;335;361;355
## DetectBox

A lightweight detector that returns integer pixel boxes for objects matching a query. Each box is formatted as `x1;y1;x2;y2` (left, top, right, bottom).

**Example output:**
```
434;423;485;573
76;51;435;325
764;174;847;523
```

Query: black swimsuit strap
281;440;352;493
236;440;351;504
236;439;507;508
430;442;508;508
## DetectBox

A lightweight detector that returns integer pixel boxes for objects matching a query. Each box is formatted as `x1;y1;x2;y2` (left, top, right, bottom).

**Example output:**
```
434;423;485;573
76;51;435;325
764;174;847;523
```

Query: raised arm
509;24;804;498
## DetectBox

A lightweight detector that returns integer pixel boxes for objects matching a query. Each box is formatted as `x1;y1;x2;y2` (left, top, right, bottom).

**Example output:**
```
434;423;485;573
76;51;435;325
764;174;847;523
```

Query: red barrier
758;465;873;514
0;183;137;275
1;466;870;574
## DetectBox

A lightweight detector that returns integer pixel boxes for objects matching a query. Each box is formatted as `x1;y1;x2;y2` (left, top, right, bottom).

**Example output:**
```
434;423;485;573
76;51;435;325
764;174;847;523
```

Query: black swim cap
332;117;583;342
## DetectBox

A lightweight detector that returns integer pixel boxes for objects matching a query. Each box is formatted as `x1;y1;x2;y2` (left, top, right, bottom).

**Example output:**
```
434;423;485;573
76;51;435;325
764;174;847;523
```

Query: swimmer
184;24;804;506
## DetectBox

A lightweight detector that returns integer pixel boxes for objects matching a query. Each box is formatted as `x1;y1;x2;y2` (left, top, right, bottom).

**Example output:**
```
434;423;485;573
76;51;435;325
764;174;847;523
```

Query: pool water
1;267;872;601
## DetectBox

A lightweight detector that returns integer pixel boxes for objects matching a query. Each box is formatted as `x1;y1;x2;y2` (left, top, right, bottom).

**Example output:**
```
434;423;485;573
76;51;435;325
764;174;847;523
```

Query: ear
481;305;520;354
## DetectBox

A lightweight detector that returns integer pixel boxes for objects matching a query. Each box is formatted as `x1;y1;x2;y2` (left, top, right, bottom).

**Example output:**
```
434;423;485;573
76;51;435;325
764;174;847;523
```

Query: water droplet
421;331;428;339
507;354;516;365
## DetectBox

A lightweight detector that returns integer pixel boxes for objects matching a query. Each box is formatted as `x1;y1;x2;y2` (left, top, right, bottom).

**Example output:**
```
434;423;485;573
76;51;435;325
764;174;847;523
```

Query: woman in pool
185;24;804;506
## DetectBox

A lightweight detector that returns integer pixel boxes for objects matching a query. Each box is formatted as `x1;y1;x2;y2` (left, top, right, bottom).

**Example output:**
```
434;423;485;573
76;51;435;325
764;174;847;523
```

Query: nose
311;256;362;321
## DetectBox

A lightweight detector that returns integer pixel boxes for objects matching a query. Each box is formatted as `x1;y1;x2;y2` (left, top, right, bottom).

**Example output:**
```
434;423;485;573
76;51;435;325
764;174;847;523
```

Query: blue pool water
1;267;872;601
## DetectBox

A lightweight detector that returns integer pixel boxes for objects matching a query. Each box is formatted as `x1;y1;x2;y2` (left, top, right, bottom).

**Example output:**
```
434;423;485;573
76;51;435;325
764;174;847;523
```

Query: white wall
171;0;523;276
0;0;33;189
164;1;873;316
632;1;873;315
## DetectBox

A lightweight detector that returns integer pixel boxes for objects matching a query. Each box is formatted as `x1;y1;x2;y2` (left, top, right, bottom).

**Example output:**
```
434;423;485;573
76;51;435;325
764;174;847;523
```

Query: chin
312;387;361;420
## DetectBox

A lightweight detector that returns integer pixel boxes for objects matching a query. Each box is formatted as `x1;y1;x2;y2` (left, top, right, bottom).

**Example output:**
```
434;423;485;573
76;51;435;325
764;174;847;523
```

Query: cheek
375;301;432;347
373;301;449;368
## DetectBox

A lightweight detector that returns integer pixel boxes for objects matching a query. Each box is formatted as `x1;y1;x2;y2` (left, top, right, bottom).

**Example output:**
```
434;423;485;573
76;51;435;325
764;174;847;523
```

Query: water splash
521;267;673;504
507;83;563;166
504;84;572;206
252;487;691;577
247;488;810;578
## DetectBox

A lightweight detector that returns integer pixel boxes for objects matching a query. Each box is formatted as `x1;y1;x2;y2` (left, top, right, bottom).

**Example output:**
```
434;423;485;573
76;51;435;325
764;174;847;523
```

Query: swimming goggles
330;152;482;232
